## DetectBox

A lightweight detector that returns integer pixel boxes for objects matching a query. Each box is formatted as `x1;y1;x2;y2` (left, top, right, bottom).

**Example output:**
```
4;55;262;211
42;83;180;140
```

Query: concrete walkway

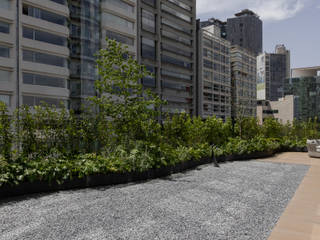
262;152;320;240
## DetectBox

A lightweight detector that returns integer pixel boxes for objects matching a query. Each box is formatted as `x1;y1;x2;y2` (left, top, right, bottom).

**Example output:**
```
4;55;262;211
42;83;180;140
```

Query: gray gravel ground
0;161;309;240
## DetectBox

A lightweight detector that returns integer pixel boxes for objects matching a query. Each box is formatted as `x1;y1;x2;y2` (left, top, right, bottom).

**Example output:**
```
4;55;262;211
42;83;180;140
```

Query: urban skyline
0;0;318;122
197;0;319;69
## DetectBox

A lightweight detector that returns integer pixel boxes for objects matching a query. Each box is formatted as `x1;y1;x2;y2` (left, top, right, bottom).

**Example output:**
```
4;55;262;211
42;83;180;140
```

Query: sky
197;0;319;68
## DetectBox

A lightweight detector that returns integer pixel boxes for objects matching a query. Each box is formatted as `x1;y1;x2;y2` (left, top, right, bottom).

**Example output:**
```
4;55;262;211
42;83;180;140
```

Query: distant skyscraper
226;9;262;56
257;45;290;101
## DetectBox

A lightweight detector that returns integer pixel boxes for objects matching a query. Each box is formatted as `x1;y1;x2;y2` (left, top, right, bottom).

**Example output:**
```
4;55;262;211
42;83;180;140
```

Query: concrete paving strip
0;156;309;240
262;152;320;240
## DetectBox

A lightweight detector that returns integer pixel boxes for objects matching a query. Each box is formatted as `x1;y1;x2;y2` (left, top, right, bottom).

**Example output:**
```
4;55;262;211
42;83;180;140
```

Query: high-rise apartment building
230;45;257;118
257;45;290;101
226;9;262;56
0;0;138;112
137;0;197;115
0;0;70;112
197;22;231;120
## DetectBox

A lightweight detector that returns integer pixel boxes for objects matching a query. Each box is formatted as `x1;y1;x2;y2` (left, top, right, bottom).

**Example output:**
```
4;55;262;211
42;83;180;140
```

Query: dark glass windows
23;50;67;67
23;95;67;107
0;94;10;106
0;69;11;81
141;9;155;33
22;5;66;26
162;55;191;69
23;73;66;88
141;37;156;60
23;27;66;46
0;21;9;34
142;66;156;87
103;0;134;14
0;45;10;58
106;30;134;46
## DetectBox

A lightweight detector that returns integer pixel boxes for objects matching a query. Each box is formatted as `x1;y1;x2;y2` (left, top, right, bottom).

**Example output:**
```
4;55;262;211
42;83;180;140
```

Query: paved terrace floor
262;153;320;240
0;153;312;240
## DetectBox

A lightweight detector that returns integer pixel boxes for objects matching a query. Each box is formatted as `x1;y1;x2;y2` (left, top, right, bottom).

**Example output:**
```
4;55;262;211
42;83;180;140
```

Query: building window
141;37;156;60
141;9;155;33
22;5;66;26
161;69;191;81
162;43;192;58
50;0;66;4
103;0;134;14
162;30;191;45
23;95;67;108
162;55;191;69
0;0;11;10
0;21;9;34
106;30;134;46
0;69;11;81
23;73;66;88
142;0;156;7
0;94;10;106
23;27;67;46
0;45;10;58
161;4;191;22
142;65;156;88
102;12;134;30
168;0;192;11
23;50;67;67
161;18;191;34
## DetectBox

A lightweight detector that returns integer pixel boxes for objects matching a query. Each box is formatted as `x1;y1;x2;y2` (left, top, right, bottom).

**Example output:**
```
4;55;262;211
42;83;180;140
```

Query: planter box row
0;147;307;200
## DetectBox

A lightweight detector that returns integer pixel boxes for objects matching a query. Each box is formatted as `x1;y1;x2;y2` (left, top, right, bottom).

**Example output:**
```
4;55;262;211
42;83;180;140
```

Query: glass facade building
69;0;101;111
284;76;320;120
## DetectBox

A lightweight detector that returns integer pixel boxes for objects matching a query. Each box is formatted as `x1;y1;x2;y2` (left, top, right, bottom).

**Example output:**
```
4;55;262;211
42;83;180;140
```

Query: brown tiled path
262;152;320;240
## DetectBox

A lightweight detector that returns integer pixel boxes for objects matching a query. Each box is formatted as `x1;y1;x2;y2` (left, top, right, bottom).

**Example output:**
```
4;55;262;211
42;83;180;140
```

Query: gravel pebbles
0;161;309;240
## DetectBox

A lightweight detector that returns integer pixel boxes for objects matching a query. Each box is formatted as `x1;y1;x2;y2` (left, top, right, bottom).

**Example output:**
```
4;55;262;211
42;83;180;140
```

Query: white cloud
197;0;306;21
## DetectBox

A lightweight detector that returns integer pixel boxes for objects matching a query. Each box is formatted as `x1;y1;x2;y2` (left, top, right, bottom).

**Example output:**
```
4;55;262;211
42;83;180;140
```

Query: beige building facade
230;45;257;118
197;24;231;120
257;95;295;124
0;0;138;112
0;0;70;112
101;0;137;56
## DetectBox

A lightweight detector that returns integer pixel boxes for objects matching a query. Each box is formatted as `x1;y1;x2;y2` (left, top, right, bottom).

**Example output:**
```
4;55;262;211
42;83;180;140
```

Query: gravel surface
0;161;308;240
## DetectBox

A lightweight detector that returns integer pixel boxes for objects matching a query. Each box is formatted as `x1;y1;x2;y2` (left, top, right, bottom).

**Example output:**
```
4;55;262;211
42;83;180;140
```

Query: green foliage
89;38;163;146
0;103;12;160
234;117;261;140
261;118;283;138
0;39;319;188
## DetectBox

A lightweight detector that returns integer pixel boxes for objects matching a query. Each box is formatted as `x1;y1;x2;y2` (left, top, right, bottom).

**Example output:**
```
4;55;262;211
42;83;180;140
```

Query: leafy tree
89;39;163;147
